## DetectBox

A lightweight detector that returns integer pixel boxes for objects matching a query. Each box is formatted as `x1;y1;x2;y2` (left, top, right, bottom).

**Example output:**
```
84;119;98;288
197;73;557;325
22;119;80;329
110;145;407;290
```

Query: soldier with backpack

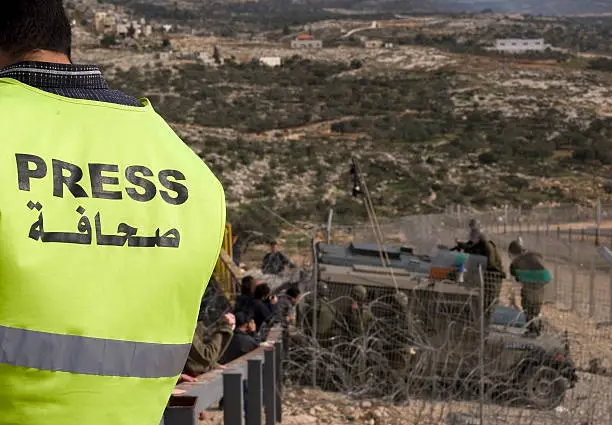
508;239;552;336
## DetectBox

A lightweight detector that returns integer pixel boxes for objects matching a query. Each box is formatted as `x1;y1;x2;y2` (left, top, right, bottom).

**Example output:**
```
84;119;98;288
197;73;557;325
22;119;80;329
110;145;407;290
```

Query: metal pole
275;341;283;423
478;265;485;425
596;198;601;246
263;349;276;425
311;237;319;388
223;372;244;425
247;359;263;425
326;209;334;244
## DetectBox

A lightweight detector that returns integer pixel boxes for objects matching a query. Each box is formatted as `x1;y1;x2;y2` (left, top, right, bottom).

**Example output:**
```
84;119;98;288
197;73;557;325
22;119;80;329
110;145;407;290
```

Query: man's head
0;1;72;68
467;219;483;243
254;282;271;300
269;240;279;252
393;291;409;311
240;275;256;296
351;285;367;304
508;239;525;258
286;286;301;305
317;281;330;299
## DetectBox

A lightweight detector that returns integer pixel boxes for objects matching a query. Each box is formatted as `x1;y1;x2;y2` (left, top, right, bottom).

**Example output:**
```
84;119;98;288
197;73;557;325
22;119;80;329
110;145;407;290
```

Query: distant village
69;1;555;69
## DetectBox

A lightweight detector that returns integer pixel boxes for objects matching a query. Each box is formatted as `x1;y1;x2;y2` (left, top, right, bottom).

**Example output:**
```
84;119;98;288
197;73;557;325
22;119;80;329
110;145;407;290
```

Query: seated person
275;286;301;326
261;240;296;275
219;312;260;365
234;275;257;316
183;313;235;377
252;283;278;331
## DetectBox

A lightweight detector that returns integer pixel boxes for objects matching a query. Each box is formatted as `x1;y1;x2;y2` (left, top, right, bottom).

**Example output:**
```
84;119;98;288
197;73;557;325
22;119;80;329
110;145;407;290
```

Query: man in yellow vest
0;2;226;425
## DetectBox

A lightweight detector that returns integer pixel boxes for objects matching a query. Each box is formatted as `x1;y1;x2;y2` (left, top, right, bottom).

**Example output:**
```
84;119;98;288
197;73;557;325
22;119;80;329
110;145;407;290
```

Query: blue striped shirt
0;61;142;107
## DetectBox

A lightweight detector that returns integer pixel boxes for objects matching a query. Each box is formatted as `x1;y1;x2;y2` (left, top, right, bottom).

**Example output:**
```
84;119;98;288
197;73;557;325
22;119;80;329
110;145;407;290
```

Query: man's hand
224;313;236;331
178;373;197;384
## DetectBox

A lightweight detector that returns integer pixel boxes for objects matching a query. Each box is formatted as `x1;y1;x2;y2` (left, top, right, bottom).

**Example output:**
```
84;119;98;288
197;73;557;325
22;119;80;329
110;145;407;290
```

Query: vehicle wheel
522;366;567;409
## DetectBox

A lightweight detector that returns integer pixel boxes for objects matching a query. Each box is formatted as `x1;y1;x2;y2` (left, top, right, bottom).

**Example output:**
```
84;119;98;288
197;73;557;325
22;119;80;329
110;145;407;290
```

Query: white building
494;38;550;53
259;57;281;67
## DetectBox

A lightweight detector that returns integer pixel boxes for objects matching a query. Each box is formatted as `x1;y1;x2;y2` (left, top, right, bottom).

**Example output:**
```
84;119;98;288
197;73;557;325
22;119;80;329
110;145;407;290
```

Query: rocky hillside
72;13;612;231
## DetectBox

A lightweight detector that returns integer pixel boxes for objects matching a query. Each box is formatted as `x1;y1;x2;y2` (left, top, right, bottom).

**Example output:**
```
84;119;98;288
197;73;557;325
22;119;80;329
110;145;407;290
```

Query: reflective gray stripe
0;68;101;77
0;325;190;378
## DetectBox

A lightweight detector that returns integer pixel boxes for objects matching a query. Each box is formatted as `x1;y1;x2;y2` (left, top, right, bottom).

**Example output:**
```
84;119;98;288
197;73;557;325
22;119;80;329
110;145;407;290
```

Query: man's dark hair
254;283;271;300
240;276;256;296
286;286;301;299
0;0;72;59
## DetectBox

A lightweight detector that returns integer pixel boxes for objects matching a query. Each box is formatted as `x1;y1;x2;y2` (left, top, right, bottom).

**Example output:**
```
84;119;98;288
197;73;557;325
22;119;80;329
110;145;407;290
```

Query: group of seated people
174;276;302;399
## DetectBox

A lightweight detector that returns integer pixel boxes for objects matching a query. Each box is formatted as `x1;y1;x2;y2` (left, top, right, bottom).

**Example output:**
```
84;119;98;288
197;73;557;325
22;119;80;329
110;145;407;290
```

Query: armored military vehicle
305;242;578;409
317;241;525;328
316;242;431;274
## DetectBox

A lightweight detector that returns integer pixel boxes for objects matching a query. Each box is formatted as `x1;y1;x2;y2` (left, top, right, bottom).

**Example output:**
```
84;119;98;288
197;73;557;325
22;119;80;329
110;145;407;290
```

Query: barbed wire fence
243;201;612;425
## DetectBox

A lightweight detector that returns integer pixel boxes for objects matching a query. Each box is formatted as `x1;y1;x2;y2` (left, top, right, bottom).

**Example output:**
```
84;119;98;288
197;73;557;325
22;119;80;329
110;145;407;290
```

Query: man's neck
11;50;71;67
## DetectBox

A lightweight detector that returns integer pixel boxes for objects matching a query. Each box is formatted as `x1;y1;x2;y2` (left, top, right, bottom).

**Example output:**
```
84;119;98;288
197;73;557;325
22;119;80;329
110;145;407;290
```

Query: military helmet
508;239;525;256
393;291;409;309
317;281;330;298
351;285;367;303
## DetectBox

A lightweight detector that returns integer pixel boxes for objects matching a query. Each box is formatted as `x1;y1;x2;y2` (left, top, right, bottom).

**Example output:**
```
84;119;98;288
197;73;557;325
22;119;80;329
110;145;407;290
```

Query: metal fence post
570;244;577;312
609;268;612;323
552;260;559;306
263;348;277;425
224;371;244;425
247;359;263;425
589;255;597;318
596;198;601;246
311;237;319;388
478;265;485;425
274;341;283;423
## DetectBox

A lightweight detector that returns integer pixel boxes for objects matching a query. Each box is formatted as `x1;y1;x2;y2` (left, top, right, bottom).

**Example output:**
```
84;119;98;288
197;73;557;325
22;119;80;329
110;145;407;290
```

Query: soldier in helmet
456;221;505;324
371;291;417;404
300;281;338;340
335;285;372;339
508;239;552;336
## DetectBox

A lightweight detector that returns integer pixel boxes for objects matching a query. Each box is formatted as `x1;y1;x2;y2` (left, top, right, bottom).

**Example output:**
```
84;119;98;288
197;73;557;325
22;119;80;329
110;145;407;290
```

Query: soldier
301;281;338;341
335;285;371;339
385;291;416;404
456;223;505;323
508;239;552;336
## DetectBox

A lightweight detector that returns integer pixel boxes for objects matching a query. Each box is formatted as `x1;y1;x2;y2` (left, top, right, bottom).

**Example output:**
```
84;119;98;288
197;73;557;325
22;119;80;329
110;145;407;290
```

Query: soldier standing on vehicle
508;239;552;336
456;221;505;323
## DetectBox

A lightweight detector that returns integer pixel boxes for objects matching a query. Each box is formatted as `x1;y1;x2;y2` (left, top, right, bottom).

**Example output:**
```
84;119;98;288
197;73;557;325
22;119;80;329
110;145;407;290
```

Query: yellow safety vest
0;79;226;425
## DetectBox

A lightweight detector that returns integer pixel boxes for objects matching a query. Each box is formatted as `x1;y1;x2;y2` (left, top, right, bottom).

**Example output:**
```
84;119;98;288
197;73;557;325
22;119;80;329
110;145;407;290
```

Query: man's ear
0;51;13;69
